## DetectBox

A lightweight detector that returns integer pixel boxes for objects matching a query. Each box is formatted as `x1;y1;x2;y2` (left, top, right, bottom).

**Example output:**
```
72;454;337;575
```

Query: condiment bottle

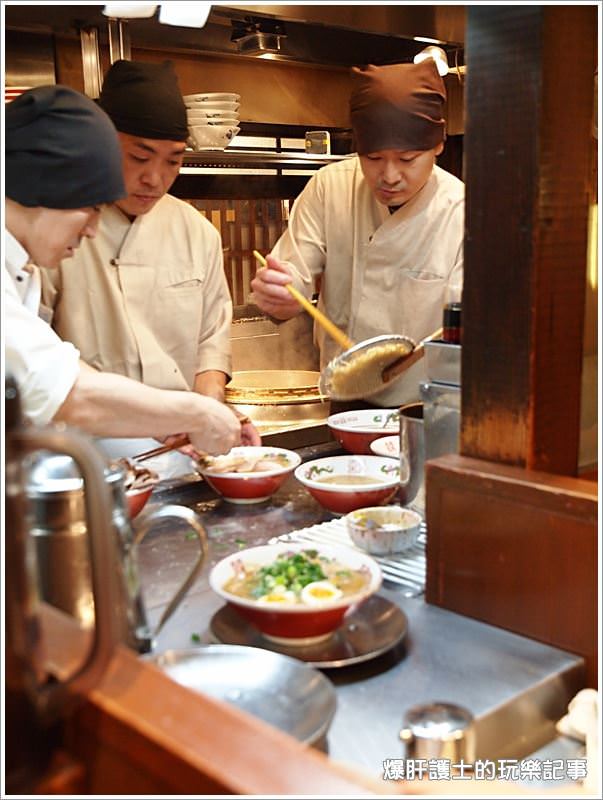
442;302;462;344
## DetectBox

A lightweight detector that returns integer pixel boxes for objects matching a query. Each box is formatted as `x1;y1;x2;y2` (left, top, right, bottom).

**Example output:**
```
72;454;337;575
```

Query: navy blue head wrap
98;59;189;141
5;85;125;209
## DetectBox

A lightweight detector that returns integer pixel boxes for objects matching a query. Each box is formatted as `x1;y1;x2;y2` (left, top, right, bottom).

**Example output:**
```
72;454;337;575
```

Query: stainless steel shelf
182;149;349;170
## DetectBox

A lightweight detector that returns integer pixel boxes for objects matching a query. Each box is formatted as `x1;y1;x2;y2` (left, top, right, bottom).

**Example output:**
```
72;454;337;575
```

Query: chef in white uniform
39;60;260;445
251;59;464;409
4;85;241;455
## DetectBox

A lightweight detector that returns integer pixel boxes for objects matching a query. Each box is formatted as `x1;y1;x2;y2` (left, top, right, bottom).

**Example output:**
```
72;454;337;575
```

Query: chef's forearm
193;370;228;403
54;361;220;437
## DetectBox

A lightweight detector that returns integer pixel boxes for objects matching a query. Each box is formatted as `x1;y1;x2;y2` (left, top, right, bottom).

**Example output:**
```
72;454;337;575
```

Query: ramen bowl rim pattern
294;454;400;514
328;409;400;455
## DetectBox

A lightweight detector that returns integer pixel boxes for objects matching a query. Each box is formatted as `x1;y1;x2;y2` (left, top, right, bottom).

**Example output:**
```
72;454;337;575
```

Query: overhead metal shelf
182;150;350;170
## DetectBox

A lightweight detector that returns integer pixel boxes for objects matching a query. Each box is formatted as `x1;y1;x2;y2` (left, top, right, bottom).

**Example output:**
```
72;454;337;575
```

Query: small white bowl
186;107;240;118
183;92;241;104
185;100;240;113
189;124;240;150
369;435;400;459
345;505;422;555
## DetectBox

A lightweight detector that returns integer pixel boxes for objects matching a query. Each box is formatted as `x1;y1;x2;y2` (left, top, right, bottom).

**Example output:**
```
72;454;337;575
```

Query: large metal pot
225;370;330;434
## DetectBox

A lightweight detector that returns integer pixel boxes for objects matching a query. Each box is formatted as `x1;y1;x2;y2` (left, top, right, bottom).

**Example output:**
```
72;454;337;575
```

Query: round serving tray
145;644;336;745
210;595;408;669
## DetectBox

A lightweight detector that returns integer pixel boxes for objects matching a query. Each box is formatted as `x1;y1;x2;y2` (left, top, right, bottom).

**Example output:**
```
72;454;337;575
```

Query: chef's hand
188;399;241;455
240;419;262;446
250;255;302;320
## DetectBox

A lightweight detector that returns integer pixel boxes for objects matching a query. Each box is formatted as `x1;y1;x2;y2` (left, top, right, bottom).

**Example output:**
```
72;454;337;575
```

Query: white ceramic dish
345;505;422;555
186;101;240;112
183;92;240;104
187;111;240;123
369;435;400;458
189;124;240;149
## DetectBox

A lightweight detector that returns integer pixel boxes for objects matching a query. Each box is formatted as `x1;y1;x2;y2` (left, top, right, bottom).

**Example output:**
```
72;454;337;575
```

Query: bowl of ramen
294;455;400;514
112;458;160;518
327;409;399;455
196;446;301;504
345;505;422;555
209;542;382;645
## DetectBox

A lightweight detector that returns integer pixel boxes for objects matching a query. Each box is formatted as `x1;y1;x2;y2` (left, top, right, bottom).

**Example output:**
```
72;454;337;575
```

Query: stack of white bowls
183;92;241;150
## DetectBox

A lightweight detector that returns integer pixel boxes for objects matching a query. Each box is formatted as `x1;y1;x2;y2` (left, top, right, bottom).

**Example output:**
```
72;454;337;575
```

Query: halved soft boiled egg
300;580;343;606
257;586;296;605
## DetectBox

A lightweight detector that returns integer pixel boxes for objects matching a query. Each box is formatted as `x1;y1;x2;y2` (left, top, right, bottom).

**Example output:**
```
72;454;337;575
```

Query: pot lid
25;451;123;495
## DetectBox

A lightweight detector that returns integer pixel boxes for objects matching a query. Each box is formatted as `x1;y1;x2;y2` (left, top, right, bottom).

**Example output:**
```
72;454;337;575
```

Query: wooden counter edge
42;605;394;795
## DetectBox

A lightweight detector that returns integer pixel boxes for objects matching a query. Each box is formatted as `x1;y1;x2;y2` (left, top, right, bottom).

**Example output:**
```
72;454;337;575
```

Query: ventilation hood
4;4;465;70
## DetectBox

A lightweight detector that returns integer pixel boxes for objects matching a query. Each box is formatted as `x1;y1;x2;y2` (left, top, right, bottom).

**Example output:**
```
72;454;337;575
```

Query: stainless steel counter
135;443;586;784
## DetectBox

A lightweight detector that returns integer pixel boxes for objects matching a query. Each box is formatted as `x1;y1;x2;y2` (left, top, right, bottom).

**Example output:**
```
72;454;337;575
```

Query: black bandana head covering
5;85;125;209
350;59;446;155
98;59;189;141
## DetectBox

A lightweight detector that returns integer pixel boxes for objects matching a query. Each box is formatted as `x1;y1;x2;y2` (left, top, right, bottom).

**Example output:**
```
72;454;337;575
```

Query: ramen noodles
223;548;371;606
329;341;413;399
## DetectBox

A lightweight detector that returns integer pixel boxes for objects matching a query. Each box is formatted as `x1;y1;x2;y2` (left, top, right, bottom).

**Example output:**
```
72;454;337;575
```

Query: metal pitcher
24;452;208;654
5;376;121;790
398;402;425;511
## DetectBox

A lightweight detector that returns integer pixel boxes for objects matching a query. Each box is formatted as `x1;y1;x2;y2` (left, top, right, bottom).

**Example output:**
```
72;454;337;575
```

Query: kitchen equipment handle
382;328;443;384
253;250;354;351
11;425;120;715
132;504;208;639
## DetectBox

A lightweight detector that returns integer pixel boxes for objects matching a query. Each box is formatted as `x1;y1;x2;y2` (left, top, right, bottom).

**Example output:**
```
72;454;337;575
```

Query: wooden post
461;5;596;475
426;6;598;685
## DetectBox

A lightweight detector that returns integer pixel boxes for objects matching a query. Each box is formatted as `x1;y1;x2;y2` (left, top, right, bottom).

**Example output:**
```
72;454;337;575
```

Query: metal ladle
252;251;436;401
319;328;443;401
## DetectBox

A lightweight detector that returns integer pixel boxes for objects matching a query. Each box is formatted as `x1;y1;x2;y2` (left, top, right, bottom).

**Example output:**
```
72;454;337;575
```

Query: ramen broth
316;474;387;485
223;549;371;604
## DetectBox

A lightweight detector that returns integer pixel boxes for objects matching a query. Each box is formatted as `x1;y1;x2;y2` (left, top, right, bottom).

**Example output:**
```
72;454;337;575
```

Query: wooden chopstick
381;328;444;384
133;410;252;463
133;435;188;463
253;250;354;351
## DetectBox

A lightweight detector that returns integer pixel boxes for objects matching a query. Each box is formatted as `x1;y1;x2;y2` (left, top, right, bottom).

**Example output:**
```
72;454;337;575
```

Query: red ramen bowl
197;446;301;504
328;409;399;455
295;455;400;514
126;486;154;518
209;542;382;645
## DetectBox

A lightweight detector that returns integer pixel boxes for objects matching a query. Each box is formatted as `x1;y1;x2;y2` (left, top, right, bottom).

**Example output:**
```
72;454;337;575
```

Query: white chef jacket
3;230;80;424
40;194;233;391
271;158;465;406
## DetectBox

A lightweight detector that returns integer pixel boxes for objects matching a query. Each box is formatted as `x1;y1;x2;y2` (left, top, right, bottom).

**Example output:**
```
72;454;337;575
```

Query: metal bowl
146;644;336;745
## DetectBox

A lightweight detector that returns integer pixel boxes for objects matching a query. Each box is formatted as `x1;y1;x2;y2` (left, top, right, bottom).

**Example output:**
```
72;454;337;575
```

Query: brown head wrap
349;59;446;155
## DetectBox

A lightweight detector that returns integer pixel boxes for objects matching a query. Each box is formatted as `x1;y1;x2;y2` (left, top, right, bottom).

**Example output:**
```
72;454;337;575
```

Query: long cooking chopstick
253;250;354;351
